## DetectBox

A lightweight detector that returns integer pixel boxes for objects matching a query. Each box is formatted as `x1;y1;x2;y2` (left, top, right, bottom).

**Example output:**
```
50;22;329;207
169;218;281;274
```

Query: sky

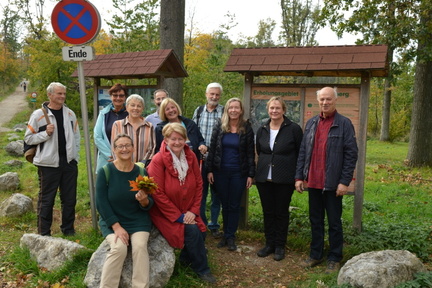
46;0;360;46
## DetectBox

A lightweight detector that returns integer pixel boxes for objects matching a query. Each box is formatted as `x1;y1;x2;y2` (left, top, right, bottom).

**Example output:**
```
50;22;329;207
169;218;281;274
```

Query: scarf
166;145;189;185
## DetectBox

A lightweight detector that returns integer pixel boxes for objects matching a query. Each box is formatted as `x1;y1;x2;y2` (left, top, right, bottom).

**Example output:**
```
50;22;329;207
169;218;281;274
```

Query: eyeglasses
112;94;126;98
115;144;132;150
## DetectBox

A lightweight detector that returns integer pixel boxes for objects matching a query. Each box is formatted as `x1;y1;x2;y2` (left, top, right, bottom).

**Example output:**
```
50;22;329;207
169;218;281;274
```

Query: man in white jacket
24;82;80;236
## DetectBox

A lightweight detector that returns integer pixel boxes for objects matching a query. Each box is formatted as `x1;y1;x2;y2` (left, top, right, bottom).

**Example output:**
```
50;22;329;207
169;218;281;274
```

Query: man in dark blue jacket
295;86;358;273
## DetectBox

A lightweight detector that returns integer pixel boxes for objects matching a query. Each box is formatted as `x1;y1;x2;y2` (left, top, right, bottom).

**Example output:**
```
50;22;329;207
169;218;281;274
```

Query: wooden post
239;72;253;229
353;73;370;232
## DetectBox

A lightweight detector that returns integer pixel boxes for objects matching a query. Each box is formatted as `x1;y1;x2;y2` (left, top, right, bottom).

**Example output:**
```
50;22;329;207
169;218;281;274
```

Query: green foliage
183;33;243;117
395;272;432;288
106;0;159;53
280;0;320;46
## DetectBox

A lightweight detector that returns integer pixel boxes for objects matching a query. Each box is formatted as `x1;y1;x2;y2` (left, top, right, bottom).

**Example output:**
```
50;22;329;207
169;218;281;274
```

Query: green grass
0;107;431;287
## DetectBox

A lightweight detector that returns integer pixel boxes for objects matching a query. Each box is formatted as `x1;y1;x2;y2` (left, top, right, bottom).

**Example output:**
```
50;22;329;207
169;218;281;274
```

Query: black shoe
210;229;223;238
217;238;227;248
273;247;285;261
227;238;237;251
257;245;275;257
199;273;217;283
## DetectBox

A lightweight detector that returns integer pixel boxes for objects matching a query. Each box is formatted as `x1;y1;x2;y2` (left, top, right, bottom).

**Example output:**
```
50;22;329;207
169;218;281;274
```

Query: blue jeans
200;164;221;230
213;168;247;240
308;188;344;262
179;224;210;276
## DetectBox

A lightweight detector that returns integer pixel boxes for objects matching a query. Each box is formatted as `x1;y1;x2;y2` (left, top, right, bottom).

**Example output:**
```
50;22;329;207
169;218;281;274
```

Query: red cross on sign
51;0;101;45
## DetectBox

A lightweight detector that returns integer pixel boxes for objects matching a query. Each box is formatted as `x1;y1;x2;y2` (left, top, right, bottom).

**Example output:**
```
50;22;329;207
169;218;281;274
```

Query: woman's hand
183;211;197;225
207;172;214;184
112;222;129;245
135;189;149;207
246;177;253;189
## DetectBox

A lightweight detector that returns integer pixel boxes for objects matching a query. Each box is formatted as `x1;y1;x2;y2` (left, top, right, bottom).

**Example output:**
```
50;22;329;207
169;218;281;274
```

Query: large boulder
84;228;175;288
0;172;19;191
0;193;33;217
20;233;89;271
5;140;24;157
338;250;427;288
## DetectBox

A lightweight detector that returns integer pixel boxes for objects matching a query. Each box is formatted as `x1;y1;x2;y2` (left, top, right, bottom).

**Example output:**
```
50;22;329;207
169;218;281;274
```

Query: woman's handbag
23;107;51;163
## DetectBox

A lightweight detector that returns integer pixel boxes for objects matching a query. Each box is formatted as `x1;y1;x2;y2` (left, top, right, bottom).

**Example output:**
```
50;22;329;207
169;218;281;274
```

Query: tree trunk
159;0;185;108
379;47;394;141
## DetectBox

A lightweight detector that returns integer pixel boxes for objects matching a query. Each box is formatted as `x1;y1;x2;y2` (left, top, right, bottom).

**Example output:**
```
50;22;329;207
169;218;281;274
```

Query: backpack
195;105;224;124
23;107;51;163
102;162;146;184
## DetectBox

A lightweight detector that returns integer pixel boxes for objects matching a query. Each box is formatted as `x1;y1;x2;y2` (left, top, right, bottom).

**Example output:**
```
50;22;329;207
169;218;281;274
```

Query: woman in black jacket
207;98;255;251
255;96;303;261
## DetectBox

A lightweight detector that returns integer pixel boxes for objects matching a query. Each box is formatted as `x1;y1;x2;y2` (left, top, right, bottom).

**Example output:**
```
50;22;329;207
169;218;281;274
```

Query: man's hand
46;124;55;136
336;183;349;196
295;180;304;193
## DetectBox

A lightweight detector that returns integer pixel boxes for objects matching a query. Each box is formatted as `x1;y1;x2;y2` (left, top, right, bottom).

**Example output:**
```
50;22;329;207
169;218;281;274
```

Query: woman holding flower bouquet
96;133;154;288
147;123;217;284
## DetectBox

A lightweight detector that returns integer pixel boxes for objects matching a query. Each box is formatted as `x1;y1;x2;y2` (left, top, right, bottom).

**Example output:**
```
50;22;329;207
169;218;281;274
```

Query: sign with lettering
62;46;95;61
51;0;101;45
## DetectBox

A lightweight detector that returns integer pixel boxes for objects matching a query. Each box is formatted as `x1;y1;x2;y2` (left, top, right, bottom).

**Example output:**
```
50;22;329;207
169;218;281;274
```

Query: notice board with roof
72;49;188;119
224;45;389;231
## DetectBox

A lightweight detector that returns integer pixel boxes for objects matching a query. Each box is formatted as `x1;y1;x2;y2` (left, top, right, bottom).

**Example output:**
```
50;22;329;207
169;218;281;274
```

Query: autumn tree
320;0;432;166
106;0;159;53
280;0;320;46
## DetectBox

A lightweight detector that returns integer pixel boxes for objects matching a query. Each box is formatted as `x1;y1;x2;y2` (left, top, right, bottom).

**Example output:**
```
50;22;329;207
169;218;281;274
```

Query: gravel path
0;85;29;132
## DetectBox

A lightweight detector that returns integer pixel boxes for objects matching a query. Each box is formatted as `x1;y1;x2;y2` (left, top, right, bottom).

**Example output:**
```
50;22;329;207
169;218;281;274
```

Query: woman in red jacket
147;122;216;284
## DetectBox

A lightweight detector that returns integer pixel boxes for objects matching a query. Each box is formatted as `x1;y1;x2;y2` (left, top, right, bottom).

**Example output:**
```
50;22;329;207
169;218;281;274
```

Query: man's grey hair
206;82;223;93
47;82;66;94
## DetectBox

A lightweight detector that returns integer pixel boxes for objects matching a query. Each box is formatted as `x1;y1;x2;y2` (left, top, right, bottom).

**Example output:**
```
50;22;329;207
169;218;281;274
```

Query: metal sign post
51;0;101;229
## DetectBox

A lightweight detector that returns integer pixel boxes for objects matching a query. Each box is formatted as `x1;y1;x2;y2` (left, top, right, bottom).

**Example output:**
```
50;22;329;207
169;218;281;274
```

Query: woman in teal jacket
94;83;128;172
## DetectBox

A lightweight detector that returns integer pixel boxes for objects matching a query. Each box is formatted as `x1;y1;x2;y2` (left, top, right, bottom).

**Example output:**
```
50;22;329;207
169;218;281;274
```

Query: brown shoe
299;257;324;268
325;261;340;274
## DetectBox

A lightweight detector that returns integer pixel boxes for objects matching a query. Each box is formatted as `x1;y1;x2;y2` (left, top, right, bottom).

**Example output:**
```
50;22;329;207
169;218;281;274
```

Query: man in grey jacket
24;82;80;236
295;86;358;273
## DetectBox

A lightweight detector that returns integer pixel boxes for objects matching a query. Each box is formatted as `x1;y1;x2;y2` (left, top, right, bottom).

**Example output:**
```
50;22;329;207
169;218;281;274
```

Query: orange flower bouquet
129;175;158;194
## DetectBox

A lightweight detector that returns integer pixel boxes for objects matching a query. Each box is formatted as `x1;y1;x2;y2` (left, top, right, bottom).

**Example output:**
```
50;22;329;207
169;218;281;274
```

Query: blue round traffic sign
51;0;101;45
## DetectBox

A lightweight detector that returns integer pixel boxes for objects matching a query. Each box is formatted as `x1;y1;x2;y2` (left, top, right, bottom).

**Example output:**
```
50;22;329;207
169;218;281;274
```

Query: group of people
25;82;358;286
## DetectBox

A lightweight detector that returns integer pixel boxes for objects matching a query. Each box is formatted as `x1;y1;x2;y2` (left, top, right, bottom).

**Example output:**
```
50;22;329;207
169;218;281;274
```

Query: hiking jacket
24;102;80;167
295;111;358;191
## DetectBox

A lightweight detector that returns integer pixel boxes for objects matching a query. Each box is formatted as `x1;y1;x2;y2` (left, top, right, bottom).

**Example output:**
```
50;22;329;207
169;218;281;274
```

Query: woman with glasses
96;133;154;288
111;94;155;166
148;123;216;284
94;83;129;172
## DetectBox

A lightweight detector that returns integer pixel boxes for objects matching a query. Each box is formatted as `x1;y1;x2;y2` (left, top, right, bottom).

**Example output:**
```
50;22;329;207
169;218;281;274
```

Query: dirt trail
0;85;29;132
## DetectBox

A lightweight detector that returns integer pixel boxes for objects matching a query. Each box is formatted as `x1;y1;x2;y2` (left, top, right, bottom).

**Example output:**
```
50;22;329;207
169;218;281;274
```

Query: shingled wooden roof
224;45;388;77
72;49;188;79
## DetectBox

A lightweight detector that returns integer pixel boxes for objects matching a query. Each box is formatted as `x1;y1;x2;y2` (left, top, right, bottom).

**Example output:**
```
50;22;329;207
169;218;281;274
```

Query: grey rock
0;172;19;191
4;160;24;167
7;133;21;141
5;140;24;156
338;250;427;288
20;233;89;271
84;228;175;288
0;193;33;217
13;123;27;132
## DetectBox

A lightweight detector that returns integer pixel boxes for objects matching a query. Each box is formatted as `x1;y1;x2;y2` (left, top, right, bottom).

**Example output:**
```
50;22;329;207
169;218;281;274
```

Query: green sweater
96;163;153;237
